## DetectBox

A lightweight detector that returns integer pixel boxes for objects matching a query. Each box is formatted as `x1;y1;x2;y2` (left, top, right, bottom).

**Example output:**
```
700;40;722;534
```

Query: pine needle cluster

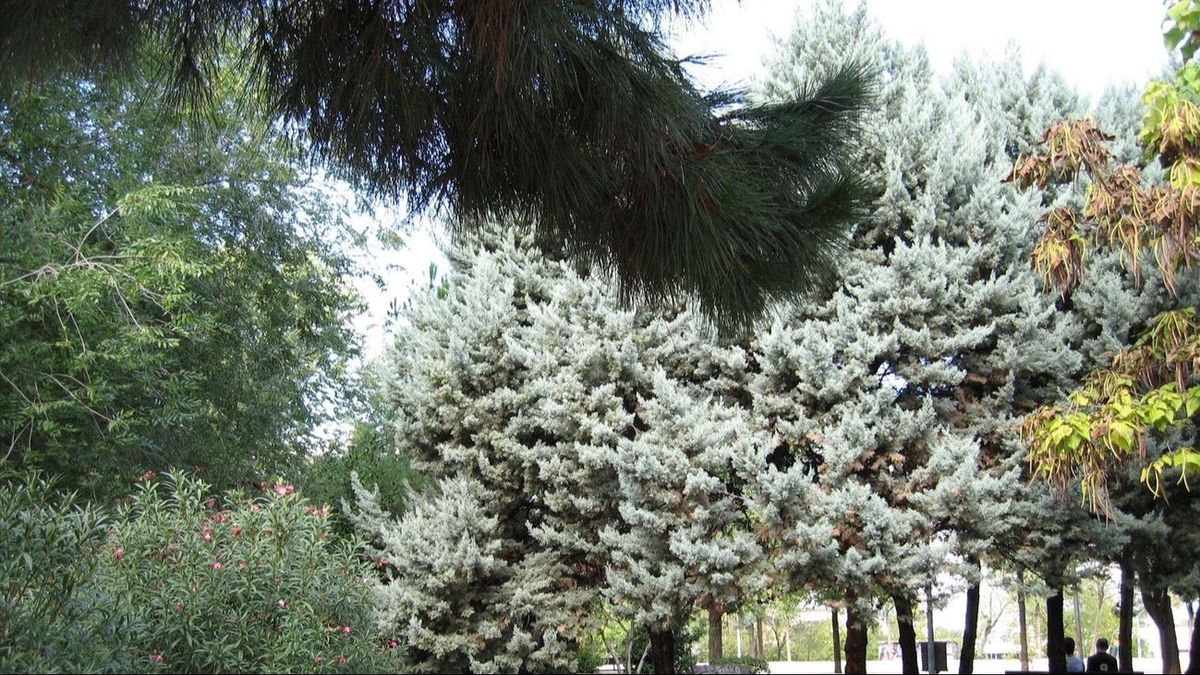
1;0;873;326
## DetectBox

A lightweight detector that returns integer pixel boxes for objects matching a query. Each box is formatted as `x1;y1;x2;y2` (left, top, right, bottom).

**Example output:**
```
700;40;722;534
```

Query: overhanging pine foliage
1;0;872;327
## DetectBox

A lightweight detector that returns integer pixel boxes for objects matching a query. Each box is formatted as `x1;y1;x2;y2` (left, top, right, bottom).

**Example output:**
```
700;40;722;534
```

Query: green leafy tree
1009;7;1200;514
0;0;874;326
1004;8;1200;673
0;55;361;498
299;355;421;538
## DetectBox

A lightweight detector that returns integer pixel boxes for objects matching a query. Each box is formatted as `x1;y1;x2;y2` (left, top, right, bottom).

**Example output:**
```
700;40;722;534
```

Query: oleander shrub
94;470;399;673
0;472;126;672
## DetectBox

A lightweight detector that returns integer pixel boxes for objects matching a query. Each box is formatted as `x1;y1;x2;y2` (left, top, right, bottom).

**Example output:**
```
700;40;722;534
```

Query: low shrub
701;656;771;674
94;470;400;672
0;472;123;672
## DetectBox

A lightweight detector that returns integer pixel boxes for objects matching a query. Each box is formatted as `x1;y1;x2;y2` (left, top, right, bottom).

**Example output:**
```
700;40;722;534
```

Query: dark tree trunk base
708;604;723;661
894;593;919;675
1142;585;1182;674
844;603;868;674
649;628;676;675
961;559;980;675
1047;587;1066;674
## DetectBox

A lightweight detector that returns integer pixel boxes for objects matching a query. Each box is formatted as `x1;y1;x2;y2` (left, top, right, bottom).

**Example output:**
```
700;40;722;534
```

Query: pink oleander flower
201;531;212;542
139;470;156;482
314;656;323;665
277;598;287;609
272;483;295;496
211;561;222;570
375;557;388;569
150;653;164;664
388;640;399;650
204;497;217;509
113;547;124;561
173;602;183;612
341;625;351;634
249;503;260;512
231;526;241;537
336;655;346;666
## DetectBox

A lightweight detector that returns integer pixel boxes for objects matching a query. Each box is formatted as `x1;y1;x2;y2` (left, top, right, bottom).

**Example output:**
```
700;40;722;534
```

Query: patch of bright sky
667;0;1169;97
355;0;1170;363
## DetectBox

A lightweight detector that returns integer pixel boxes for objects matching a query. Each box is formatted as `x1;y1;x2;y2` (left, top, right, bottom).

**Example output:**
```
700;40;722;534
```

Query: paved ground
764;656;1163;673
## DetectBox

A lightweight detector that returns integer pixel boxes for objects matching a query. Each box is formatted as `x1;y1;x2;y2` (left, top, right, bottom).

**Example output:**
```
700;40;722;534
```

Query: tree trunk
785;619;792;661
1073;586;1085;658
649;627;676;675
1142;584;1182;674
736;610;743;658
832;607;843;675
1119;560;1134;673
708;604;723;661
894;593;919;674
844;602;868;674
1047;586;1066;674
1017;570;1029;672
1186;609;1199;675
1090;577;1107;656
755;615;765;659
961;557;981;674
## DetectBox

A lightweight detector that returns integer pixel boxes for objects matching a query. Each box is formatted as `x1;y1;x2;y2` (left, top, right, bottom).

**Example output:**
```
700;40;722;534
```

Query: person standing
1065;637;1086;672
1087;637;1120;673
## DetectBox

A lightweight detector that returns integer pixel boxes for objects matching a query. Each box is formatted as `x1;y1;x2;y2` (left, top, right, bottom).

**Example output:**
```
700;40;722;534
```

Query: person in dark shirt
1087;637;1119;672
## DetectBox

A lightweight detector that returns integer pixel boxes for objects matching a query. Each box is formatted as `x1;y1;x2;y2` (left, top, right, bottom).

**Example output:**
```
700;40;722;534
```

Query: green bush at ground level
0;470;399;673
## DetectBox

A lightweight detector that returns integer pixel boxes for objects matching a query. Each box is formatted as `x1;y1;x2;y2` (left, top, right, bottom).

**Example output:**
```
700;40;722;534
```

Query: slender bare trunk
1017;570;1029;672
832;607;843;675
736;610;743;658
1119;560;1134;673
1073;586;1084;658
1185;608;1199;675
1091;577;1106;653
755;615;765;659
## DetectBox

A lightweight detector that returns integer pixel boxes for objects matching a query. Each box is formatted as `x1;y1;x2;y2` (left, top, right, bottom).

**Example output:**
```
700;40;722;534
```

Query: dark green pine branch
1;0;874;328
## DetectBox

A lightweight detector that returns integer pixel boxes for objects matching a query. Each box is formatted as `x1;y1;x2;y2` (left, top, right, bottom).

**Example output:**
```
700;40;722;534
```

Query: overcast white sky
668;0;1168;96
357;0;1172;360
